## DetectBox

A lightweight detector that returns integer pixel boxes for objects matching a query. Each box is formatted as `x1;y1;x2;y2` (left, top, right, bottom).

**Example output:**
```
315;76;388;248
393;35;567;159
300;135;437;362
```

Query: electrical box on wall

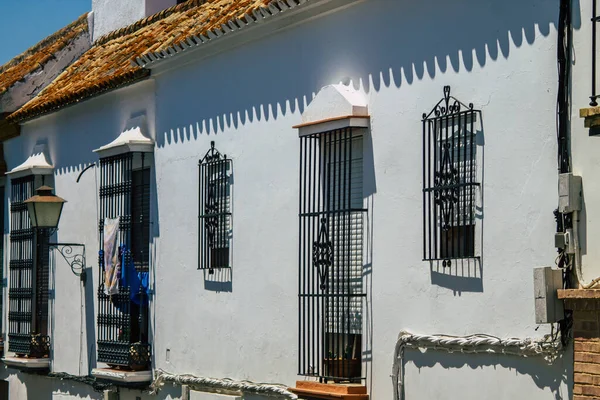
534;267;564;324
558;173;582;213
555;229;575;254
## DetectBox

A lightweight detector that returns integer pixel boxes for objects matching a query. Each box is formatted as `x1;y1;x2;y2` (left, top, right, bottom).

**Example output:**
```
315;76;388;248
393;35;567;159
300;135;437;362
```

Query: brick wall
566;297;600;399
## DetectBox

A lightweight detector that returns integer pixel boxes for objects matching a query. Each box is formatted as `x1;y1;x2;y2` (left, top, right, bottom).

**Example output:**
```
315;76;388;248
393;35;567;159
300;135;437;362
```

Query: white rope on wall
151;369;298;399
391;331;563;400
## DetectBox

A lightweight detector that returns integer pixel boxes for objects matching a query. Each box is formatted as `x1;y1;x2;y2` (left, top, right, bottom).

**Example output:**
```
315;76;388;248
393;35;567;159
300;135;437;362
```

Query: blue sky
0;0;91;66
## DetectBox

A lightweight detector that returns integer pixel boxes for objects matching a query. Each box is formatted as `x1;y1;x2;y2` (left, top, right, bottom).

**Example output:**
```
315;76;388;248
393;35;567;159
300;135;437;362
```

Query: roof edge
7;69;150;124
134;0;314;68
0;12;90;76
8;0;363;124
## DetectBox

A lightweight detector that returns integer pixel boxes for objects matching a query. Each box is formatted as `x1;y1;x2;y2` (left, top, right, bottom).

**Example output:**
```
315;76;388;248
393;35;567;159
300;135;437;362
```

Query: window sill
3;356;50;370
580;106;600;128
290;381;368;400
92;367;152;384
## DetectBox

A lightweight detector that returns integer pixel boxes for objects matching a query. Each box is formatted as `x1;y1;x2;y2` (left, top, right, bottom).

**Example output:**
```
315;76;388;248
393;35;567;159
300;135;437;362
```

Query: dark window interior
440;224;475;259
131;168;150;271
0;380;7;399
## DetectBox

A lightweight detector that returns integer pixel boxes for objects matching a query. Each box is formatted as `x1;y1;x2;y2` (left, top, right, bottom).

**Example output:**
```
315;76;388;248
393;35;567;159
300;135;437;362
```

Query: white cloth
104;217;120;295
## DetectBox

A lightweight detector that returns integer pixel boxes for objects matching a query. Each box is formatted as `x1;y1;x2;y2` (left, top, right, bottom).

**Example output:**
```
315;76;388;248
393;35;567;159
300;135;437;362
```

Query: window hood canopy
294;84;370;136
7;143;53;178
94;116;154;157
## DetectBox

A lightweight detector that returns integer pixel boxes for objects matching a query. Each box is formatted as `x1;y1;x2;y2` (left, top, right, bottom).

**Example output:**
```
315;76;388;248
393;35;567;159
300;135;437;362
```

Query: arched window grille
423;86;481;265
198;142;232;273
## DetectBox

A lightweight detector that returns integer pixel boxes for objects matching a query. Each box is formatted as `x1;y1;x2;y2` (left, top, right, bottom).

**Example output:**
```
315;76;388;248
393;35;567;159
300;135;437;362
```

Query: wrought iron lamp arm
47;243;86;282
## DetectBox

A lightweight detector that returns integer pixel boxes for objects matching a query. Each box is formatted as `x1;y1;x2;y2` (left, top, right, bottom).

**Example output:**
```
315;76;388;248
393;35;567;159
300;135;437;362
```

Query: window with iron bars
97;152;151;370
298;127;366;383
423;86;481;265
8;175;50;357
198;142;232;273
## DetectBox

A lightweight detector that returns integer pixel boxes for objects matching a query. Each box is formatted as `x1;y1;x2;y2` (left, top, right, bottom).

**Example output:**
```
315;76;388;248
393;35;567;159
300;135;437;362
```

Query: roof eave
6;69;150;124
135;0;365;70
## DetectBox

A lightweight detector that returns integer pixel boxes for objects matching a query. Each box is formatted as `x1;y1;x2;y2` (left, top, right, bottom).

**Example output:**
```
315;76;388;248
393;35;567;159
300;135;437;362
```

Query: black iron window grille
8;175;50;357
132;168;150;271
97;152;151;370
423;86;480;265
0;186;4;343
299;128;366;383
198;142;232;273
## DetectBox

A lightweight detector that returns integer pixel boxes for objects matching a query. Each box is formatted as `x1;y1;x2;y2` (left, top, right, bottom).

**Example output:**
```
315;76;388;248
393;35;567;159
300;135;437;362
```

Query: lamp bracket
48;243;86;283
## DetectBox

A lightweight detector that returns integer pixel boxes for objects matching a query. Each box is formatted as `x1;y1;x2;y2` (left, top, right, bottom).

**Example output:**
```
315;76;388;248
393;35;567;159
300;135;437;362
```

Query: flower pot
323;358;361;381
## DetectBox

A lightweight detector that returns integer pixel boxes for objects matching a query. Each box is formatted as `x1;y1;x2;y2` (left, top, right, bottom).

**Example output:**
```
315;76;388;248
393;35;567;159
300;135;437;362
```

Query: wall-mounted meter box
559;173;582;213
534;267;564;324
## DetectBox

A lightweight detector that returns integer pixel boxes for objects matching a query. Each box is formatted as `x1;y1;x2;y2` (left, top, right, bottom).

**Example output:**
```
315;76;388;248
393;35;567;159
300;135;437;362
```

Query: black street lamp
24;186;86;282
23;186;66;229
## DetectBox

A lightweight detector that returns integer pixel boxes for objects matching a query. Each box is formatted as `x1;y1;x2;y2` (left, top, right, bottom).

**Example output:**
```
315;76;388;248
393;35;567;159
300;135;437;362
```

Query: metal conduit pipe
391;331;562;400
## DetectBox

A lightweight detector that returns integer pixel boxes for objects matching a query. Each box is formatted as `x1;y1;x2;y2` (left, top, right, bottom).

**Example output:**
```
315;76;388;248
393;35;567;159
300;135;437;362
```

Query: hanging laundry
103;217;120;295
120;245;150;305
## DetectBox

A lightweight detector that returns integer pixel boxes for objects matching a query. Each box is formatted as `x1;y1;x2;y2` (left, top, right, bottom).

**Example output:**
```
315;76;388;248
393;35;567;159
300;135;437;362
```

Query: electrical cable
391;331;563;400
151;369;298;399
76;163;96;183
557;0;571;175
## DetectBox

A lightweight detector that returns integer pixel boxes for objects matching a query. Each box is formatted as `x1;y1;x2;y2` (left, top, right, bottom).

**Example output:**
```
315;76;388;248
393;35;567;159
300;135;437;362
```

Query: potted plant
128;342;150;371
323;345;361;382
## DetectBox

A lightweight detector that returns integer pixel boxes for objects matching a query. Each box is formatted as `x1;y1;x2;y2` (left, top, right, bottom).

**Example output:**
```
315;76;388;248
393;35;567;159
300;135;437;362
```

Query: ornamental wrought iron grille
299;128;366;382
198;142;232;273
8;175;50;357
97;153;151;369
313;218;333;291
423;86;480;265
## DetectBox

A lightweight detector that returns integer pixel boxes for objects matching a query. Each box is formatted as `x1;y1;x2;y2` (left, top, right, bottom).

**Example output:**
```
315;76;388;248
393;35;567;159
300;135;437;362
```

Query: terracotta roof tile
0;13;89;96
8;0;302;123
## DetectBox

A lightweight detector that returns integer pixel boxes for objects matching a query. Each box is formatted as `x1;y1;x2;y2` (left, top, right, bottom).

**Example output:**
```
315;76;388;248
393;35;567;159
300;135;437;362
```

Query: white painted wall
146;0;178;18
0;364;182;399
0;366;101;399
150;0;567;398
0;0;573;399
91;0;145;40
91;0;178;41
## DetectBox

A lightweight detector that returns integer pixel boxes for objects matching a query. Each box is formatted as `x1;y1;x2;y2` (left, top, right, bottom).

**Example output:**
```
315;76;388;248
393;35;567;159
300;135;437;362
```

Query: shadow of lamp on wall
24;185;87;282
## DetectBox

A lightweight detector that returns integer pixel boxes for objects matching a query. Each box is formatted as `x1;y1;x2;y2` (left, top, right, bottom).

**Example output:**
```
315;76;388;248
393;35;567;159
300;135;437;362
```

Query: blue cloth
120;245;150;305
